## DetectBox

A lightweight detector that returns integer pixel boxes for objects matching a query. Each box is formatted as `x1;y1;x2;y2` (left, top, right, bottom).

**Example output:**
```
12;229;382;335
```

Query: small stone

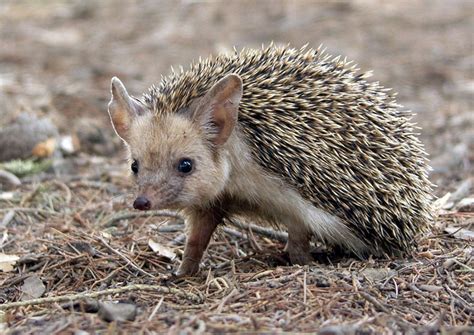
0;170;21;189
21;275;46;300
0;113;58;162
456;197;474;212
98;302;137;322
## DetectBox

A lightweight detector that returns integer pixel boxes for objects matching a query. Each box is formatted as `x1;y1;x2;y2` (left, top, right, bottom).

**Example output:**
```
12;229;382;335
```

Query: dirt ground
0;0;472;334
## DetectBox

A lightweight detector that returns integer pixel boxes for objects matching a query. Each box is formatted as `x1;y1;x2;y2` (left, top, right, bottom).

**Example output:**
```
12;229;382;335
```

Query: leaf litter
0;158;472;333
0;1;473;333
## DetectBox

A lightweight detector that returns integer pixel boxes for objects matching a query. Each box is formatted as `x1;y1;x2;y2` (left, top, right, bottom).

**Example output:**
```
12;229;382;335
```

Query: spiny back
143;45;433;255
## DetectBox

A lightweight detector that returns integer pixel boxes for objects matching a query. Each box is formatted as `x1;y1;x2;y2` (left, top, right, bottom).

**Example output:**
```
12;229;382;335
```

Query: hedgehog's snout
133;196;151;211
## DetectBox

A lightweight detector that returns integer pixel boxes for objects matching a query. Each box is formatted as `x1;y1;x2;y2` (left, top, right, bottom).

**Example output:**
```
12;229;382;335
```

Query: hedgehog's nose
133;196;151;211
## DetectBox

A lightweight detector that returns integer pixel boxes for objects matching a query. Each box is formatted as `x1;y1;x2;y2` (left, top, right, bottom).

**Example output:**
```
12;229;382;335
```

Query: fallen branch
0;207;59;215
227;218;288;242
105;212;288;243
359;292;390;313
0;284;203;310
103;210;184;227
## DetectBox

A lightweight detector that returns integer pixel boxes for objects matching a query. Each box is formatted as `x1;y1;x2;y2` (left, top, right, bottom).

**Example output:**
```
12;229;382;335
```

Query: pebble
98;302;137;322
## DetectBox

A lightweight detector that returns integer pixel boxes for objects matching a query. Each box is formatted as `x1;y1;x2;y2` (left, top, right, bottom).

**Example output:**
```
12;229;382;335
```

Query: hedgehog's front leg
176;208;223;277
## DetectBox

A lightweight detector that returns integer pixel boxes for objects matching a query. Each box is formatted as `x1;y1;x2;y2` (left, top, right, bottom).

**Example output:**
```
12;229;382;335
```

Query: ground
0;0;472;334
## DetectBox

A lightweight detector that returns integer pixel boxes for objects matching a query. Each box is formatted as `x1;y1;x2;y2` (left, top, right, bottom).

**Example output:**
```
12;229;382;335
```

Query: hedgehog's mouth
133;181;185;211
133;187;185;211
132;196;178;211
132;191;186;211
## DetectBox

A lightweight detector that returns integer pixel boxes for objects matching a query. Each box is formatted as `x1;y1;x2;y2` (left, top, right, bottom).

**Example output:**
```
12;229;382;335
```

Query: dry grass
0;159;472;334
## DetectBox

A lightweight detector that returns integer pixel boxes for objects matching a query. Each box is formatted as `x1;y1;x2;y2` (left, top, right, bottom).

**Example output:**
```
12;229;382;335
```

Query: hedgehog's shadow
236;245;350;269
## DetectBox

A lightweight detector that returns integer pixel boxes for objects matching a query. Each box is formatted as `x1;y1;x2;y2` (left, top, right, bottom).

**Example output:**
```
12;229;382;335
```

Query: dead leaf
148;239;176;261
31;137;57;158
21;275;46;300
0;253;19;272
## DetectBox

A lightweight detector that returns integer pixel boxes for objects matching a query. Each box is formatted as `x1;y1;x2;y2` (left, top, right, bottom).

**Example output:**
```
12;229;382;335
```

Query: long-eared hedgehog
108;45;433;276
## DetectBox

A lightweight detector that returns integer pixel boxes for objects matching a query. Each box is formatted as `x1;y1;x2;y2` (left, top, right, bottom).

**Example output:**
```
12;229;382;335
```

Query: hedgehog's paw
285;225;313;265
175;258;200;277
286;236;313;265
288;249;313;265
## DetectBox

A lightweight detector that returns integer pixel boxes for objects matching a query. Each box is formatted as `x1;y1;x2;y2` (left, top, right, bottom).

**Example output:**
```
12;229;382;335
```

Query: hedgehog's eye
177;158;193;174
131;159;139;174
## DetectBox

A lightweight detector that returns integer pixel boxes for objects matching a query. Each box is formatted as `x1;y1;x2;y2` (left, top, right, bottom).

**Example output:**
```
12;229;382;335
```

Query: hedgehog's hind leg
285;224;313;265
300;202;370;258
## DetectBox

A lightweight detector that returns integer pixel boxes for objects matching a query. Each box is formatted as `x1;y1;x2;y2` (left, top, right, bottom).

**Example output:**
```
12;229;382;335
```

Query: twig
216;288;239;313
148;296;164;321
98;236;156;279
246;269;304;286
0;284;202;310
358;294;413;329
452;259;474;272
1;210;15;227
444;285;474;313
227;218;288;242
0;207;59;215
106;212;287;243
359;292;390;313
50;180;72;204
0;169;21;186
303;270;307;304
157;224;185;233
158;223;282;245
222;227;246;240
103;210;184;227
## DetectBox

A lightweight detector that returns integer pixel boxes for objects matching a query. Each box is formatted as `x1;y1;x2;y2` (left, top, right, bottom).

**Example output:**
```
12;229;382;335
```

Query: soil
0;0;472;333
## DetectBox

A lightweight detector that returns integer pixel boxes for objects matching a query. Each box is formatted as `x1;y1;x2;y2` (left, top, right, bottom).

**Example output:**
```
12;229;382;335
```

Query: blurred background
0;0;472;193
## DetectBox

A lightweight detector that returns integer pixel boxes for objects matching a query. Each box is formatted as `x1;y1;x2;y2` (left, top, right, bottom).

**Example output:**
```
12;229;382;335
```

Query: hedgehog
107;45;433;276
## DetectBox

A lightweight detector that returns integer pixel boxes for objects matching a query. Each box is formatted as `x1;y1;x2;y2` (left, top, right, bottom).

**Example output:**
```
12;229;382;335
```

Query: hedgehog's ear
193;74;243;146
108;77;145;142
